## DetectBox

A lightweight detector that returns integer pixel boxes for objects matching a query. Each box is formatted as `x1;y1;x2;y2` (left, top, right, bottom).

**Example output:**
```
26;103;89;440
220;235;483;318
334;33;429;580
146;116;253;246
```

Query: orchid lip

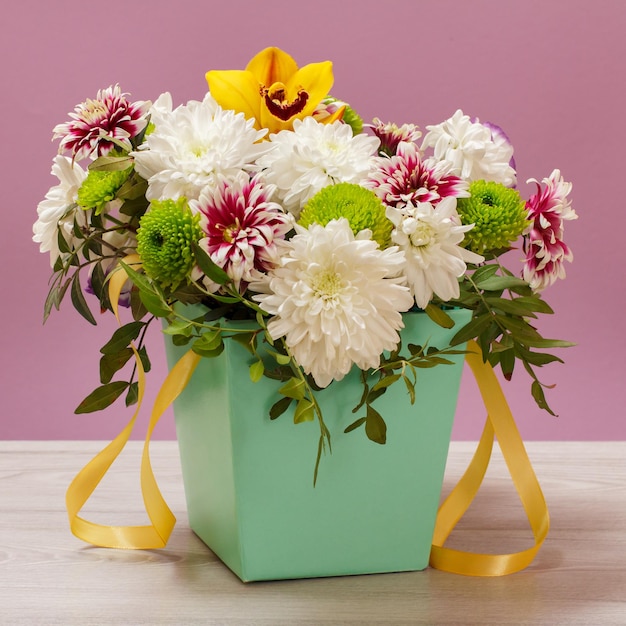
262;82;309;121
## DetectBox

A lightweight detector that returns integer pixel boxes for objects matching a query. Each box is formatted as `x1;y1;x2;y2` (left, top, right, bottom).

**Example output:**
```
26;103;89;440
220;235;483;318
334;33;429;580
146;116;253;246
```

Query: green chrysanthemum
136;197;202;290
77;167;132;214
299;182;392;248
457;181;530;254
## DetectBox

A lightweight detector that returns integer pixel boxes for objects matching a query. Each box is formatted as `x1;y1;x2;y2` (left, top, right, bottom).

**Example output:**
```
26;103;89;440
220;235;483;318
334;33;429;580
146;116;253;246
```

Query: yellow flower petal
287;61;334;118
245;47;298;87
205;69;261;127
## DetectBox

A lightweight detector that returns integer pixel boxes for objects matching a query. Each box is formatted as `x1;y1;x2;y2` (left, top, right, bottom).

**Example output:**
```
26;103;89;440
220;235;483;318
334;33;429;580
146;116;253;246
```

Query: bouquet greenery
34;47;575;472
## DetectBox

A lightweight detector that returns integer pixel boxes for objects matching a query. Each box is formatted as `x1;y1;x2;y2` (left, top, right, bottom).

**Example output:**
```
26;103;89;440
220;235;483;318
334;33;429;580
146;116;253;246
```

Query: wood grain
0;441;625;625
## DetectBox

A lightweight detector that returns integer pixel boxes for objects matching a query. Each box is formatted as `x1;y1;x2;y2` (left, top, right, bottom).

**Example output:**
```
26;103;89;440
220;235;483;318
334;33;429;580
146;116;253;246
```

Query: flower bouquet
34;47;575;580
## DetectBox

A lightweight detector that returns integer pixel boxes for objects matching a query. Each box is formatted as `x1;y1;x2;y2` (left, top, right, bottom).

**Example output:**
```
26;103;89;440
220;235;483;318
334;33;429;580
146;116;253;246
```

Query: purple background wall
2;0;624;441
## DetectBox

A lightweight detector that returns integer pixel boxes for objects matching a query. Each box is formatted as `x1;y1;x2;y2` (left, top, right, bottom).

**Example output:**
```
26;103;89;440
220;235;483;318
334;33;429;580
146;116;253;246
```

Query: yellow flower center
311;269;343;300
81;99;107;123
261;82;309;121
222;218;242;243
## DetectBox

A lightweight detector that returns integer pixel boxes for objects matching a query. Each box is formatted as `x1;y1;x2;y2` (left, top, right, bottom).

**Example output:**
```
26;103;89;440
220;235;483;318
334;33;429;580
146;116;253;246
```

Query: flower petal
205;69;260;126
245;46;298;86
287;61;334;118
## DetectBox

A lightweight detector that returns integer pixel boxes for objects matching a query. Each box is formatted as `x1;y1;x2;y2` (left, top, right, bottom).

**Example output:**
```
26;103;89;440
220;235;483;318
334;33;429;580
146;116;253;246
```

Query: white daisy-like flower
387;197;484;309
421;109;516;187
256;117;380;217
253;218;413;388
132;93;270;201
33;155;88;267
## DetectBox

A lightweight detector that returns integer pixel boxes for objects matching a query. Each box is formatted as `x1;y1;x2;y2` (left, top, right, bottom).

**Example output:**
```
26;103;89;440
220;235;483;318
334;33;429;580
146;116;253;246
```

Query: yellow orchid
206;47;339;134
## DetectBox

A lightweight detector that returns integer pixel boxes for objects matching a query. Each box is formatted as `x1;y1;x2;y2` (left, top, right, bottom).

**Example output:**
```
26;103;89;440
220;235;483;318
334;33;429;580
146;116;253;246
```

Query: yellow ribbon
65;256;200;549
429;340;550;575
66;273;548;573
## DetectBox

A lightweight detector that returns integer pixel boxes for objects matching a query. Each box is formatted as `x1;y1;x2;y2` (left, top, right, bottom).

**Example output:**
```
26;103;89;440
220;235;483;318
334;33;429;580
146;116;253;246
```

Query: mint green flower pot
164;308;471;582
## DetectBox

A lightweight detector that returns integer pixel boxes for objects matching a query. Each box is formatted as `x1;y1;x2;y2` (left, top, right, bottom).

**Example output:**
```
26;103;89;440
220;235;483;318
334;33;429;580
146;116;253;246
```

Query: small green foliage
443;263;574;414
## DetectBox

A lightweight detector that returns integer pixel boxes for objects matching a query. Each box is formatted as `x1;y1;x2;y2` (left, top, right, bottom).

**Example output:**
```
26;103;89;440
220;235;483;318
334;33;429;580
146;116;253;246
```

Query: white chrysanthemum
387;197;484;309
421;109;516;187
132;93;270;201
256;117;380;217
253;218;413;387
33;156;88;267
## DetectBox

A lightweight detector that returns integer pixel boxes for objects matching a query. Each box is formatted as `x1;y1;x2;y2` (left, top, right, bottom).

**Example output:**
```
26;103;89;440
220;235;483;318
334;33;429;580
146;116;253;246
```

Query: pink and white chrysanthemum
523;169;576;292
387;197;484;309
252;219;413;388
366;118;422;156
53;85;150;161
191;174;293;293
365;141;469;209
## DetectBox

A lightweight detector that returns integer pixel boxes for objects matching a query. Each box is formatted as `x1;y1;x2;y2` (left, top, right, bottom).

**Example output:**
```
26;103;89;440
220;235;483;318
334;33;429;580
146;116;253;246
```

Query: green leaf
116;176;148;200
407;343;424;356
278;377;306;400
515;337;575;349
138;346;151;373
365;405;387;444
450;313;493;346
125;382;139;407
192;330;223;357
119;259;156;294
294;398;315;424
192;242;230;286
269;396;293;420
89;262;107;305
477;275;530;291
514;343;564;366
424;304;455;328
70;272;97;325
499;348;515;381
130;289;148;321
402;375;416;404
510;296;554;315
100;321;145;355
531;380;557;416
471;264;500;286
344;416;367;434
191;342;224;358
249;359;265;383
484;297;538;318
138;290;172;318
57;229;72;255
268;351;291;365
371;374;401;392
495;315;543;340
99;348;134;384
89;155;135;172
194;329;222;351
230;331;257;354
75;381;129;413
162;319;195;337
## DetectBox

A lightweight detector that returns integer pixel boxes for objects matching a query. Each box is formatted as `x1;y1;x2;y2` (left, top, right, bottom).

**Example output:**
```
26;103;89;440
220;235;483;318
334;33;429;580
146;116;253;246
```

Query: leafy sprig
445;262;574;415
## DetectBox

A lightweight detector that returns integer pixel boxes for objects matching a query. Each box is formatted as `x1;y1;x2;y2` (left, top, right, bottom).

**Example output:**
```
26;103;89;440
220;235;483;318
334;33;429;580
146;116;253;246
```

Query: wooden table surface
0;441;624;625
